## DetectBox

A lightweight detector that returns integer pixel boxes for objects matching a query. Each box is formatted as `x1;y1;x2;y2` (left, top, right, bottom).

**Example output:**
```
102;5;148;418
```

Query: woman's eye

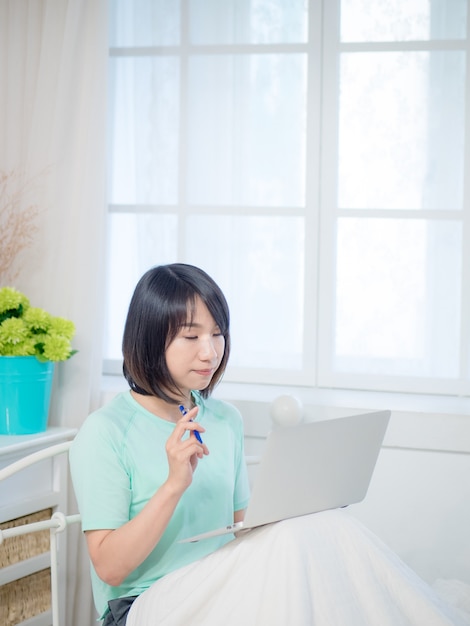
185;335;198;340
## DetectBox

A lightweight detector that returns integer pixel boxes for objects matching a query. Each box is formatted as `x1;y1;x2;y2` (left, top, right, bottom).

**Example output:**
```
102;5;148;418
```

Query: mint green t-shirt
69;391;251;618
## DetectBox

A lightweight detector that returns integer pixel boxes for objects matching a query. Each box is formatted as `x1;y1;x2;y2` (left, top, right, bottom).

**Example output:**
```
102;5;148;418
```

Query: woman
70;263;250;624
70;264;470;626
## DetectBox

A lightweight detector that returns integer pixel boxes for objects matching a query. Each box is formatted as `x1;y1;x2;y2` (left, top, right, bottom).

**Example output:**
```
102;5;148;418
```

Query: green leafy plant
0;287;76;362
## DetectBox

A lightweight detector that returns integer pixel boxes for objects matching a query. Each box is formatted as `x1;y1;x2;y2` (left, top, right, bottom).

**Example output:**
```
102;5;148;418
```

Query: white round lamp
269;394;304;427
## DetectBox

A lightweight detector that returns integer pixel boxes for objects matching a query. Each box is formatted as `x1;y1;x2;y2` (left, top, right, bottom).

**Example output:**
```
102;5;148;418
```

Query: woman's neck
130;390;192;423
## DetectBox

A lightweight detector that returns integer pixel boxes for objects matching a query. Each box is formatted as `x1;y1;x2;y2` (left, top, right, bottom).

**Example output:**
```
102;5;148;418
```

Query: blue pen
179;405;203;444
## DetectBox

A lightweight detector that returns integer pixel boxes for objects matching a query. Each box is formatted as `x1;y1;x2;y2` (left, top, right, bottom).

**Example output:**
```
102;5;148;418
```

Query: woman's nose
199;336;218;359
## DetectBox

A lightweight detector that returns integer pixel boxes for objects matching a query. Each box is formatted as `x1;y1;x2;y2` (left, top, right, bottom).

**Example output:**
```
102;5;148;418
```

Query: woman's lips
194;369;214;377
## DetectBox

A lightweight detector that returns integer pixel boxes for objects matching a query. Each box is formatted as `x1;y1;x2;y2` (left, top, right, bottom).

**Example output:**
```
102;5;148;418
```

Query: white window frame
317;2;470;396
105;0;470;400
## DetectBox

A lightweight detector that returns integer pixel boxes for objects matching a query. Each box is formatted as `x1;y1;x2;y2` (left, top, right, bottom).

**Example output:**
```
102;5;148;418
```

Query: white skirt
127;509;470;626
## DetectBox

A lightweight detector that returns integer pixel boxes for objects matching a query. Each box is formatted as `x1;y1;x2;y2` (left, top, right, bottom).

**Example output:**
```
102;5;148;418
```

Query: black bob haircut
122;263;231;402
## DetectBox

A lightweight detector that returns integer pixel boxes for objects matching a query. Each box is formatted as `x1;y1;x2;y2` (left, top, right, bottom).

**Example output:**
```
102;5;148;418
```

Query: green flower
23;307;52;334
49;316;75;340
5;339;36;357
40;335;73;362
0;287;30;322
0;288;76;362
0;317;28;346
0;318;35;355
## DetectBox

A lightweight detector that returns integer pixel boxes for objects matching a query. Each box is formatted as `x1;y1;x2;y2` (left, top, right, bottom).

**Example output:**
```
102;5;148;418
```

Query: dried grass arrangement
0;170;41;284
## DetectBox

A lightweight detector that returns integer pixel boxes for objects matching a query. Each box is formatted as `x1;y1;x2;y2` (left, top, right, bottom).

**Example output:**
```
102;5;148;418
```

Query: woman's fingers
167;432;207;459
165;440;200;491
164;409;209;491
173;407;208;451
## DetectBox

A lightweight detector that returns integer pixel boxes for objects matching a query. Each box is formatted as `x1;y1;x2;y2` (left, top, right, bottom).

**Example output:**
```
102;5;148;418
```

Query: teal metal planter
0;356;55;435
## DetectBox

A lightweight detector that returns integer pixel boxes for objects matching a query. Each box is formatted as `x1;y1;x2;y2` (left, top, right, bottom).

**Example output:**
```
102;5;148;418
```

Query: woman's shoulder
73;391;138;445
196;393;243;423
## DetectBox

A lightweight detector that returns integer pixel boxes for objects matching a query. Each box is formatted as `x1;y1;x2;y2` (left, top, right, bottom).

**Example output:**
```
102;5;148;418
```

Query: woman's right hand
165;407;209;493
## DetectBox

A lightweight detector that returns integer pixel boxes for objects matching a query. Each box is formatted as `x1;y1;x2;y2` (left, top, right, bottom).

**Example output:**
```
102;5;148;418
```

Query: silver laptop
180;409;391;543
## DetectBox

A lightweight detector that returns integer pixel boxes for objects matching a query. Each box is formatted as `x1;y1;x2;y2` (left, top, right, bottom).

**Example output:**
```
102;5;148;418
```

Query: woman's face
165;296;225;400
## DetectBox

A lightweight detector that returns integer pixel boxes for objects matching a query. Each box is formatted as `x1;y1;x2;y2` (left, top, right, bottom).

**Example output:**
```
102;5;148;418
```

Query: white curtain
0;1;108;624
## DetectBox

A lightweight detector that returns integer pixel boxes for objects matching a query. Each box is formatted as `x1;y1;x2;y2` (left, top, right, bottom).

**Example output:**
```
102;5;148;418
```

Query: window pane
108;57;179;205
335;218;462;378
104;213;178;359
341;0;467;42
189;0;308;44
185;215;305;370
187;54;307;207
109;0;180;47
338;51;465;210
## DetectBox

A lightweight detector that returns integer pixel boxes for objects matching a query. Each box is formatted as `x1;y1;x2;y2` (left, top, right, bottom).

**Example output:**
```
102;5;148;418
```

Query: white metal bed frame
0;441;80;626
0;440;260;626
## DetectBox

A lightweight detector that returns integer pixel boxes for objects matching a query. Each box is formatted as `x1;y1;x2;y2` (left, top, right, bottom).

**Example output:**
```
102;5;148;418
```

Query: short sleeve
69;411;132;530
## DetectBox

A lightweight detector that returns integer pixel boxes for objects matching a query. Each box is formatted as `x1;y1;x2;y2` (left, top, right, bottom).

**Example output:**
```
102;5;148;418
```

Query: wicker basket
0;508;52;567
0;509;53;625
0;568;51;625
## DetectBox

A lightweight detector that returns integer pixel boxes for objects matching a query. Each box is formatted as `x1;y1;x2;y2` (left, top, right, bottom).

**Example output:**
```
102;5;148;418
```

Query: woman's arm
86;480;181;586
86;415;208;587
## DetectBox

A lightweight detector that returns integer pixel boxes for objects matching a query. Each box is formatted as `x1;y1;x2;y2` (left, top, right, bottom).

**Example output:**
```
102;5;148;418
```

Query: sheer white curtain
0;1;107;624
